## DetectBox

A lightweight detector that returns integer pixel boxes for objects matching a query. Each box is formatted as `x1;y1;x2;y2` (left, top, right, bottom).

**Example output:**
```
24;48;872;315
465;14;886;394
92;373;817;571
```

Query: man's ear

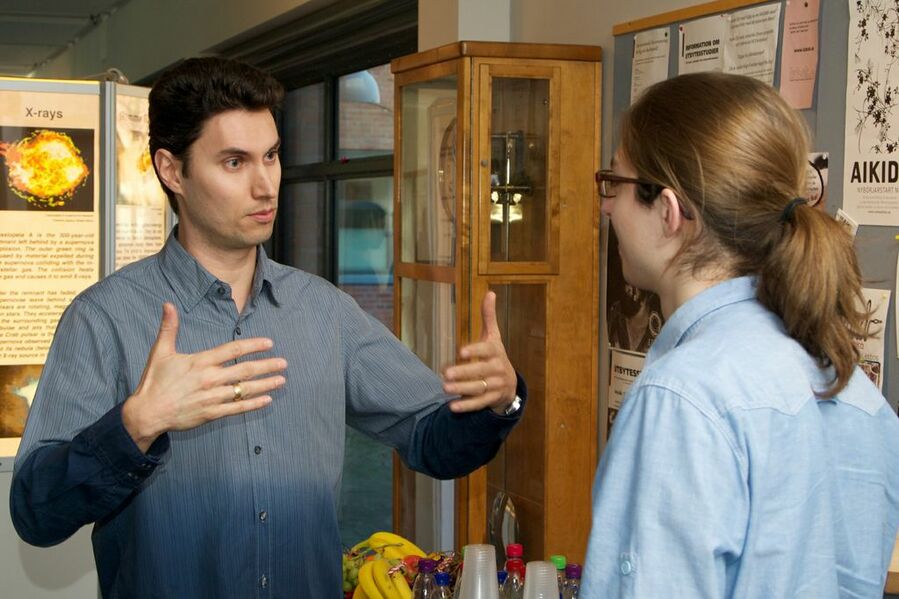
658;188;690;237
154;149;183;197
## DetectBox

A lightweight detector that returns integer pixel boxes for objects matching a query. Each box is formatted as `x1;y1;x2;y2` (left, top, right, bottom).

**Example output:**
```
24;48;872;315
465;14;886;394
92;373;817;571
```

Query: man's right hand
122;303;287;453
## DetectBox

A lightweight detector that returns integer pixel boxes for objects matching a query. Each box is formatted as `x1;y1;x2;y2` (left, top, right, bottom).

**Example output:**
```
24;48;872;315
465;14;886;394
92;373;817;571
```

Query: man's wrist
122;395;160;454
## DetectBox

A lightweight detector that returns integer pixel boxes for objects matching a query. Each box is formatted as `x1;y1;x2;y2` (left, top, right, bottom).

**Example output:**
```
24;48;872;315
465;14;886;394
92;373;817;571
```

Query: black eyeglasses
595;170;694;220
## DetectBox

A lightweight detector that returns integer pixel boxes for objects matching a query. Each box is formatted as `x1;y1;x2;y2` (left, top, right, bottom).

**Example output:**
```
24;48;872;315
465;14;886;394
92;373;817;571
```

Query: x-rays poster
855;287;889;391
845;0;899;226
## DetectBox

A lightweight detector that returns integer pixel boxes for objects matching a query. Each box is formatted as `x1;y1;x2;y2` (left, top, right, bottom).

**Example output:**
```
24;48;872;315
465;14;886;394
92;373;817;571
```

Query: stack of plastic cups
458;544;499;599
522;561;561;599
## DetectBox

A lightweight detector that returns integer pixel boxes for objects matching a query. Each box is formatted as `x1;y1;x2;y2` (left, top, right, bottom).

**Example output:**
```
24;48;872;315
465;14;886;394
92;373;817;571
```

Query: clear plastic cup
522;561;560;599
458;544;499;599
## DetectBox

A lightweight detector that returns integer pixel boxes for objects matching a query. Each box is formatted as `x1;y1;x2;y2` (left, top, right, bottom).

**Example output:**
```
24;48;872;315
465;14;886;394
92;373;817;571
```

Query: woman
582;72;899;597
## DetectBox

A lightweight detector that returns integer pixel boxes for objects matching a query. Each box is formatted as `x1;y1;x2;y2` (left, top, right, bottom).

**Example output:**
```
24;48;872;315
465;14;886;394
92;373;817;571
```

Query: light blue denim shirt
582;276;899;598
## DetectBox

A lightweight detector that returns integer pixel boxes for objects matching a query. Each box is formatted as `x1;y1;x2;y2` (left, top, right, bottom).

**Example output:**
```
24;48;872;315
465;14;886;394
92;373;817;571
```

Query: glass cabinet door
477;64;560;274
398;76;458;267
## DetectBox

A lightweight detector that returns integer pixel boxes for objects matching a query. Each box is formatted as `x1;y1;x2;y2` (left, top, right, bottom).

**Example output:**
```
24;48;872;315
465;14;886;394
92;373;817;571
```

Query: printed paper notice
115;92;167;270
679;15;726;74
0;84;100;455
844;0;899;226
631;27;670;103
779;0;820;109
606;349;645;442
724;3;782;84
854;288;889;391
806;152;828;209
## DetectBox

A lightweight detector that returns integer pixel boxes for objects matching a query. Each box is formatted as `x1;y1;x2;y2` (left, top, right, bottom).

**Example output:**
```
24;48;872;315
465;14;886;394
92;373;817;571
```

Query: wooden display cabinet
391;41;601;564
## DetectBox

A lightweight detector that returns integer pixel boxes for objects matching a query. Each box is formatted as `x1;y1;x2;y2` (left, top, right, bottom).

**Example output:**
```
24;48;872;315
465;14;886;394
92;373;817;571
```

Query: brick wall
340;284;394;332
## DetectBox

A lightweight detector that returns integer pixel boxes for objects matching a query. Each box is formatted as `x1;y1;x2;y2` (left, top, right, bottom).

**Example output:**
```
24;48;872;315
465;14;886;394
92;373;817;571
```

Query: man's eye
225;158;241;168
265;151;279;162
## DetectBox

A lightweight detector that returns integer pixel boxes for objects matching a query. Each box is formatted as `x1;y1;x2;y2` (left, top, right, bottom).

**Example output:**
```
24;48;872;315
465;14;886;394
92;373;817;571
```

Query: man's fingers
214;358;288;388
443;360;490;383
148;303;180;360
195;337;275;367
447;396;495;413
443;376;493;398
214;374;286;403
479;291;500;341
208;395;274;420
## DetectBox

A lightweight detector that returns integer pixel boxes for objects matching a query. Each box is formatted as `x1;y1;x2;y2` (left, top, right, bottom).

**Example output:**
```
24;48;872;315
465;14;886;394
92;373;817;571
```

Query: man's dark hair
148;56;284;214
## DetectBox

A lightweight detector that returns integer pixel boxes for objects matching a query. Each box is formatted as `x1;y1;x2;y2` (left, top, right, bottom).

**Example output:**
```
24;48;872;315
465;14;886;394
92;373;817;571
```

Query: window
277;67;396;547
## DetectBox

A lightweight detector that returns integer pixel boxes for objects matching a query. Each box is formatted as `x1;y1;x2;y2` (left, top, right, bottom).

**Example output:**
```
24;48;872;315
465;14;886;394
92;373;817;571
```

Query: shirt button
619;555;634;576
254;445;262;455
217;287;225;296
260;575;268;588
235;326;242;335
259;510;267;522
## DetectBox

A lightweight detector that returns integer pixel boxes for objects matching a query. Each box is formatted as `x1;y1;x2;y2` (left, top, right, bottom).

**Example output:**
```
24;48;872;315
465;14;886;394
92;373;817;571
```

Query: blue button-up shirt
10;232;523;598
582;277;899;598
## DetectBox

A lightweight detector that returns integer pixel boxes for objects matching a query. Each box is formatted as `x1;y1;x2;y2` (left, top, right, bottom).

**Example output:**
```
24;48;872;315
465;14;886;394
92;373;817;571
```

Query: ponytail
756;205;868;397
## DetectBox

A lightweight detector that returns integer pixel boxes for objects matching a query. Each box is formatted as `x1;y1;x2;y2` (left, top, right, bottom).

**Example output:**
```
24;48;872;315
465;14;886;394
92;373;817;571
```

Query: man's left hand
442;291;518;414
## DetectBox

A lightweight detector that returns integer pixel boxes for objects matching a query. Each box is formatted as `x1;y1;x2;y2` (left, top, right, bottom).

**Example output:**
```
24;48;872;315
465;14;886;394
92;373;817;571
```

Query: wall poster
844;0;899;226
0;82;100;457
115;89;167;270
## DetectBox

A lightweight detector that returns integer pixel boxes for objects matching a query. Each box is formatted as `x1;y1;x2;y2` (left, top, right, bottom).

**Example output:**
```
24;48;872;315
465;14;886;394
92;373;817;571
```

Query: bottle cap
434;572;450;586
417;558;437;574
497;570;508;584
565;563;582;579
550;555;566;570
506;543;523;558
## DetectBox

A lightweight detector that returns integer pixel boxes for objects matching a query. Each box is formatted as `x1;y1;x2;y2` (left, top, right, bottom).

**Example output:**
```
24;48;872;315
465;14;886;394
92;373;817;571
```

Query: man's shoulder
76;253;162;306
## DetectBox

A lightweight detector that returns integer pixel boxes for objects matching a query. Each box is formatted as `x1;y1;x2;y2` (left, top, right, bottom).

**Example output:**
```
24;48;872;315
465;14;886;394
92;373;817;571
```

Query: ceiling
0;0;130;78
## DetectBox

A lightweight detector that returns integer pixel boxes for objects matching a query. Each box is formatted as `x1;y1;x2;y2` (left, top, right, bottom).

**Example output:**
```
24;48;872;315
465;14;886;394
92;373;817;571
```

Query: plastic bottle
562;564;581;599
412;558;438;599
497;570;508;591
550;555;566;598
434;571;453;599
501;559;525;599
504;543;524;571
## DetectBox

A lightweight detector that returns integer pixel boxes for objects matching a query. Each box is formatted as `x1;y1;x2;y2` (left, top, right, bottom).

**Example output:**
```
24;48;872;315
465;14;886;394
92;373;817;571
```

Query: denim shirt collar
157;226;279;313
645;276;757;367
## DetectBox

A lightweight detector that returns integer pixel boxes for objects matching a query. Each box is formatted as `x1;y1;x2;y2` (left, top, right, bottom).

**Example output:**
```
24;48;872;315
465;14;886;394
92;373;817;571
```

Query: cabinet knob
480;159;489;167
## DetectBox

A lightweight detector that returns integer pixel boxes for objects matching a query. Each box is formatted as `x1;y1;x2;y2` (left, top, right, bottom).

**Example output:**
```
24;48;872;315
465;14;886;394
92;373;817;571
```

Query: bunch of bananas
348;531;427;599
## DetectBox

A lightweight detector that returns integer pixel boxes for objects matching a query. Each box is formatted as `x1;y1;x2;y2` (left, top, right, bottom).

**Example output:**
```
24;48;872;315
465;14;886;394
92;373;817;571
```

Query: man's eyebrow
216;147;250;157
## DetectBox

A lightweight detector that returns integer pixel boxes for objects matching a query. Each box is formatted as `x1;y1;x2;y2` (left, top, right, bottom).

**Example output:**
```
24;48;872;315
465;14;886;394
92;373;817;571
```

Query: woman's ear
658;188;690;237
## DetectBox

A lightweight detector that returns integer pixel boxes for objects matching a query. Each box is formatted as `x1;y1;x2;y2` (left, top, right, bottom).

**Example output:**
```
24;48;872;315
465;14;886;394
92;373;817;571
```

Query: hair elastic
780;197;807;223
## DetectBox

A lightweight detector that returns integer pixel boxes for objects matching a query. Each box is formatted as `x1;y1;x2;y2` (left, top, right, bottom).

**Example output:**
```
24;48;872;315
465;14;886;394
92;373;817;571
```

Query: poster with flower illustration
844;0;899;226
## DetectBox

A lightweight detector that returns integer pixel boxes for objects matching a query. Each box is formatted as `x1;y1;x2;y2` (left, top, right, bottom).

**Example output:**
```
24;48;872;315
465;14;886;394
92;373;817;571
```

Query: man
10;57;525;598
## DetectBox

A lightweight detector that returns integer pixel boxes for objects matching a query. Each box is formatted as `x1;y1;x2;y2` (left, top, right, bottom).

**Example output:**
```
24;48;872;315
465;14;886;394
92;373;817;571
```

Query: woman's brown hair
620;72;867;397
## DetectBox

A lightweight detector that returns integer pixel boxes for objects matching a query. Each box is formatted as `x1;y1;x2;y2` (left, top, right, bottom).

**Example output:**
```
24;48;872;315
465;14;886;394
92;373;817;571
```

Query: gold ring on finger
232;382;244;401
481;379;488;393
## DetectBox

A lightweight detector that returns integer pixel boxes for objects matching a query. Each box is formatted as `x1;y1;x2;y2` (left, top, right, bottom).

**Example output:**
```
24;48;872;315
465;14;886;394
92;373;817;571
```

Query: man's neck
177;229;258;314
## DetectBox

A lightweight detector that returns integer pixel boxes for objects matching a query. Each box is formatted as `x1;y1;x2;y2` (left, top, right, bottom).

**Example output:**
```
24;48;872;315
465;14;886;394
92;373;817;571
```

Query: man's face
173;109;281;253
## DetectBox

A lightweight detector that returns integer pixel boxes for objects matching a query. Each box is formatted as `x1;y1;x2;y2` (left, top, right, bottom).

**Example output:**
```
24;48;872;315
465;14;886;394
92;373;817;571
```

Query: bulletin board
607;0;899;414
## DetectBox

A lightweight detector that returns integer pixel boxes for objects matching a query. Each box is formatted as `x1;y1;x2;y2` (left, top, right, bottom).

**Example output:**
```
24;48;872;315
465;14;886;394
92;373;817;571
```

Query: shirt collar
645;276;757;366
158;227;279;312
